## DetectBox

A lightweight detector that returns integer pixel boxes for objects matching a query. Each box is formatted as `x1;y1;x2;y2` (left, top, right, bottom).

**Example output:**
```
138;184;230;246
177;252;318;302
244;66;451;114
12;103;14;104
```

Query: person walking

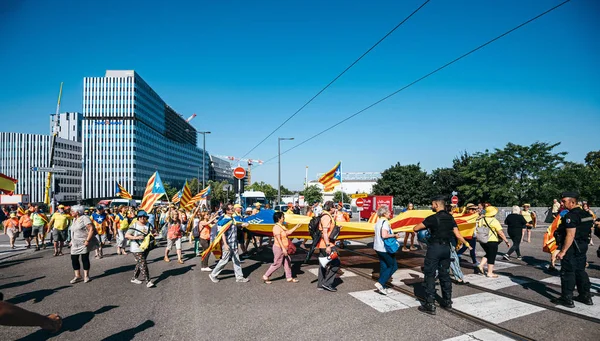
504;206;528;261
69;205;97;284
18;210;33;249
582;202;595;246
126;210;155;288
3;212;20;249
551;192;593;308
209;205;249;283
316;201;340;292
552;199;560;218
402;203;418;251
521;204;536;242
199;212;217;271
476;206;510;278
262;211;301;284
113;205;130;256
373;205;401;295
456;203;479;267
48;205;71;256
30;206;48;251
164;210;184;264
91;205;108;259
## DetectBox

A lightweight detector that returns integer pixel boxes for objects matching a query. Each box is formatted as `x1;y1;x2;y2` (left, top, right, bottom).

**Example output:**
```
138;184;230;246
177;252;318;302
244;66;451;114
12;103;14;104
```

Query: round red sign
233;167;246;180
356;198;364;207
451;196;459;205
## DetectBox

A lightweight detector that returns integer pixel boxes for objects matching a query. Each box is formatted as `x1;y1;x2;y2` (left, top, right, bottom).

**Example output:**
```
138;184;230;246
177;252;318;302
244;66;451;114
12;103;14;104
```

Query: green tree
279;186;294;196
585;150;600;169
246;181;277;202
163;183;180;203
372;163;434;206
333;191;351;203
300;185;323;205
207;180;234;208
430;167;461;199
457;151;511;205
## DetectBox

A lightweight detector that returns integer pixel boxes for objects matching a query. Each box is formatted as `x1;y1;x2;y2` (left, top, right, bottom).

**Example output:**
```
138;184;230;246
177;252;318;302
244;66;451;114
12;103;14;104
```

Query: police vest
429;211;455;244
556;207;594;243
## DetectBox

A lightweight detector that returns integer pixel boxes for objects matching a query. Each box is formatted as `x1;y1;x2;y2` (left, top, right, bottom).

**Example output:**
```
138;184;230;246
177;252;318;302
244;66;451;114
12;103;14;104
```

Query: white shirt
373;219;391;253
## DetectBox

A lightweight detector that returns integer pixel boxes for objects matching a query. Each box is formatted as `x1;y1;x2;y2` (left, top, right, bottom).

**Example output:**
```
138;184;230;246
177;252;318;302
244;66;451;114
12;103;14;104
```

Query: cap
234;204;243;209
58;204;65;209
523;203;531;207
561;191;579;199
466;203;477;209
10;212;16;218
430;195;446;202
483;206;498;217
89;207;95;210
96;205;105;210
254;202;262;207
137;210;149;218
245;207;252;212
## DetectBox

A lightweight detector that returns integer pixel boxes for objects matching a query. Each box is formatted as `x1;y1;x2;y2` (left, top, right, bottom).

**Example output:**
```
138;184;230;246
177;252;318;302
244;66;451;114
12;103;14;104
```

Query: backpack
308;214;323;242
117;214;130;231
475;217;498;244
192;221;200;238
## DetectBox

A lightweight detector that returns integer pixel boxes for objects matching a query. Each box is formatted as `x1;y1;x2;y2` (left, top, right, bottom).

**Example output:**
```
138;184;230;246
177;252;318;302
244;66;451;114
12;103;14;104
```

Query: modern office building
0;132;82;203
209;155;233;183
82;70;209;199
51;112;83;142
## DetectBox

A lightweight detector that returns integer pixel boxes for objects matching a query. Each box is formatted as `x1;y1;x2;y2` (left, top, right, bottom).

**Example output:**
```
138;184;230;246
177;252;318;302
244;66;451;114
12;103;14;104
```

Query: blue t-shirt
217;215;237;248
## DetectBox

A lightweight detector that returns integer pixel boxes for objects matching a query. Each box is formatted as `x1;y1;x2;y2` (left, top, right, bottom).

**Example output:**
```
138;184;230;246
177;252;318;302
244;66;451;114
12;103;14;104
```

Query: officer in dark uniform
413;195;457;315
551;191;594;308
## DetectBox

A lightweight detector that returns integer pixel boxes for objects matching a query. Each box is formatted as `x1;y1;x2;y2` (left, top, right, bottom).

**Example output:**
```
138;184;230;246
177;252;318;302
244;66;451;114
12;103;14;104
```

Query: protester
126;210;155;288
457;203;479;267
164;210;184;264
18;209;33;249
552;199;560;218
262;211;301;284
292;201;301;215
31;205;47;251
209;205;249;283
3;212;20;249
402;203;418;252
477;206;510;278
48;204;71;256
0;300;62;332
503;205;528;260
91;205;108;259
113;206;130;255
373;205;401;295
199;212;217;271
232;204;249;257
521;204;536;243
69;205;96;284
582;202;596;246
316;201;340;292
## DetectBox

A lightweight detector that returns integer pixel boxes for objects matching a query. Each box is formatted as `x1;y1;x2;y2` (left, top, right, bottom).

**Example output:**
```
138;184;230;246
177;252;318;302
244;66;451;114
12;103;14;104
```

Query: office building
50;112;83;142
82;70;209;199
0;132;82;203
209;155;233;183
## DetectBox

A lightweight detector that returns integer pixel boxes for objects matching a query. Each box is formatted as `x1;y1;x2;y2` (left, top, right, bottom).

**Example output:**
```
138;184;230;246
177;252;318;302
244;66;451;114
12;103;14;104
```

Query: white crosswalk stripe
540;276;600;293
442;328;514;341
452;292;546;324
390;269;424;286
348;289;420;312
462;273;531;290
307;268;357;278
555;296;600;316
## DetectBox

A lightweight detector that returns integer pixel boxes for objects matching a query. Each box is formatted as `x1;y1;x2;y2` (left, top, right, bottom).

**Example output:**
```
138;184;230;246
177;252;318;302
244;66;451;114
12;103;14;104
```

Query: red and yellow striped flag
0;173;17;195
140;172;166;212
115;182;133;200
179;181;192;208
185;185;211;208
319;162;341;192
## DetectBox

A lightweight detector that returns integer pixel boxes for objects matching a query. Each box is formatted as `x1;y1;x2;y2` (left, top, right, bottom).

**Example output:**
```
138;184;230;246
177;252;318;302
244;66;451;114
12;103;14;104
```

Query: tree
430;167;461;199
279;186;294;196
163;183;180;203
372;163;434;206
457;151;511;205
207;180;234;208
246;181;277;202
333;191;351;203
585;151;600;170
300;185;323;205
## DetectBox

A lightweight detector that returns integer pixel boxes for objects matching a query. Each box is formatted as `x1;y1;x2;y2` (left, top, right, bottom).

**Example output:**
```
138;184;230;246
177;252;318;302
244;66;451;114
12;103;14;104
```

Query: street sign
30;167;67;173
356;198;365;207
233;167;246;180
351;193;368;199
222;184;233;191
451;196;459;205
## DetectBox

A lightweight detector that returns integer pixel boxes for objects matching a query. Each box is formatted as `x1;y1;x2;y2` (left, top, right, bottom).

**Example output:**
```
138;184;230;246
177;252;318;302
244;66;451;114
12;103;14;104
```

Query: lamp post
278;137;294;205
186;129;211;193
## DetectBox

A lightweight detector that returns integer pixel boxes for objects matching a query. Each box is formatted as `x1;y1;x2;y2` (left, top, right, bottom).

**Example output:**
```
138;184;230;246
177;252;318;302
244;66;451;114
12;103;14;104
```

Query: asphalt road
0;227;599;341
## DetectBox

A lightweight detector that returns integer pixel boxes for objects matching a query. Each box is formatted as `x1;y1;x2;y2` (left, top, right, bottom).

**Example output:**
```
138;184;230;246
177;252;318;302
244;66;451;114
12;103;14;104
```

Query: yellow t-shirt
480;217;502;243
521;211;533;223
51;213;71;231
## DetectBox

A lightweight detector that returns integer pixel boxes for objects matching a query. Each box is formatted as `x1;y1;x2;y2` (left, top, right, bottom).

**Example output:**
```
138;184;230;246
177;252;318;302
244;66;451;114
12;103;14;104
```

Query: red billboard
360;195;394;220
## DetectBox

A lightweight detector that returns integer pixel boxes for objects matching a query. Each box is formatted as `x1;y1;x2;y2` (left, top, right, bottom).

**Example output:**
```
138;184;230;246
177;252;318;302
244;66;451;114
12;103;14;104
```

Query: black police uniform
555;206;593;304
422;210;456;307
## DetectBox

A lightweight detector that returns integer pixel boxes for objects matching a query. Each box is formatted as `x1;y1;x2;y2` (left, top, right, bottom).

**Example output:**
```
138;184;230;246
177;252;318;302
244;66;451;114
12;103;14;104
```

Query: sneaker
384;288;393;295
516;256;522;260
208;274;219;283
130;279;143;285
574;295;594;306
374;282;387;295
239;259;246;263
440;300;453;310
418;304;436;315
200;267;212;272
503;254;511;261
70;277;82;284
321;285;337;292
146;281;155;288
402;247;409;252
551;296;575;308
236;277;249;283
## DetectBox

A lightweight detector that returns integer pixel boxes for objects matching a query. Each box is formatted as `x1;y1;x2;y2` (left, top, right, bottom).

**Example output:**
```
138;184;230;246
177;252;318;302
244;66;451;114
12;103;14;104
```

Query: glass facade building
82;70;209;199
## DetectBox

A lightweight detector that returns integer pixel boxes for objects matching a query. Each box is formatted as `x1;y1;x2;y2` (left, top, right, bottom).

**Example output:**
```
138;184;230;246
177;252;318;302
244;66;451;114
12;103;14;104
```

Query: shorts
237;229;245;244
22;227;32;239
96;234;107;244
526;223;533;230
52;229;68;242
167;238;182;250
32;225;44;235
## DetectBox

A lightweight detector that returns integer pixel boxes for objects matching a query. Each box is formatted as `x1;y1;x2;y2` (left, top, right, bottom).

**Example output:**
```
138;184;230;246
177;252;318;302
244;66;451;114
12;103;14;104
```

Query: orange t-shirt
4;218;19;229
19;215;33;228
200;221;211;240
317;212;335;249
273;224;289;250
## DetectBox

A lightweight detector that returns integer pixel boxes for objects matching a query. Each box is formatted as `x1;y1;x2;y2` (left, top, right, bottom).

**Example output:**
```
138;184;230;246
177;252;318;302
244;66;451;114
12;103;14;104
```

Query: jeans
265;245;293;279
376;251;398;286
449;246;464;281
560;241;591;300
457;236;477;264
506;228;522;257
211;247;244;279
200;239;210;268
318;249;340;288
424;243;452;304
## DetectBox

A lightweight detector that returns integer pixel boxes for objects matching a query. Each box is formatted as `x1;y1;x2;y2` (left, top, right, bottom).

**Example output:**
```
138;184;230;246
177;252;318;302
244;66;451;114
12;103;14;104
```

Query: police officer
551;192;594;308
414;195;460;315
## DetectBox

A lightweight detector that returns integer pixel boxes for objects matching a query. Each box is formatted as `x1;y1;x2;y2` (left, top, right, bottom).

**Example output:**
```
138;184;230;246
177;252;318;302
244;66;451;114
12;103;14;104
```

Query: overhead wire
255;0;571;168
240;0;432;158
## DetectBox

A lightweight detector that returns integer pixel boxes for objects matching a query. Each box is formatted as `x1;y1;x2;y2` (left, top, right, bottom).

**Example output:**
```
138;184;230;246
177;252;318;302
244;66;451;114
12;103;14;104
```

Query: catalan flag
179;181;193;208
0;173;17;195
115;182;133;200
185;185;211;208
171;190;182;204
140;172;166;212
319;162;341;192
17;206;27;217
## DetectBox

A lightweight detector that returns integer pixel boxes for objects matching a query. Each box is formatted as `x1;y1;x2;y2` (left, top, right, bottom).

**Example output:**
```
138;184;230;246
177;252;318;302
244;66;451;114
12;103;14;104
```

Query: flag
17;206;26;217
140;172;166;212
172;190;182;204
319;162;341;192
0;173;17;195
201;220;233;260
186;185;211;208
115;182;133;200
179;181;193;208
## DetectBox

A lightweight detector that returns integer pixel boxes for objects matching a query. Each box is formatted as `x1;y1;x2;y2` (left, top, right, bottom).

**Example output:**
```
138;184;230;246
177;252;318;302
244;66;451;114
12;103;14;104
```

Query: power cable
240;0;432;158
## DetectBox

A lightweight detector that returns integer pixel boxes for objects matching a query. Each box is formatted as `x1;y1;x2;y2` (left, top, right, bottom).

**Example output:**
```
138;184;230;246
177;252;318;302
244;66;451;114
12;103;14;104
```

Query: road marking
485;261;519;270
308;268;357;278
452;292;545;324
555;296;600;316
390;269;424;286
462;273;531;290
348;289;420;313
541;276;600;293
442;328;514;341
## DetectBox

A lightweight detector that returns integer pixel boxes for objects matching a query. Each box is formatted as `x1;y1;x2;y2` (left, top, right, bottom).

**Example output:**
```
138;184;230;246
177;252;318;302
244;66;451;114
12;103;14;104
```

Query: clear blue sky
1;0;598;190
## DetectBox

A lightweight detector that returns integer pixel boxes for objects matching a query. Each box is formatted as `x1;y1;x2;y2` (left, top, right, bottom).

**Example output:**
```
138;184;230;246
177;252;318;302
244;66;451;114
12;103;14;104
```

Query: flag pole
339;160;343;202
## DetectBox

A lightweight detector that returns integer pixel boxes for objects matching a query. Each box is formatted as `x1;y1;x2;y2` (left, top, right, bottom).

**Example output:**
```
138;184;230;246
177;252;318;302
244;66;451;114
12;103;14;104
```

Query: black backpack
308;214;322;241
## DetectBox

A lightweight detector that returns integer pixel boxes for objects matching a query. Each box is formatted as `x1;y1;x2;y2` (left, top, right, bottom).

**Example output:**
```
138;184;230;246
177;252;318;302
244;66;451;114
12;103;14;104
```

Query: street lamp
278;137;294;205
186;129;211;192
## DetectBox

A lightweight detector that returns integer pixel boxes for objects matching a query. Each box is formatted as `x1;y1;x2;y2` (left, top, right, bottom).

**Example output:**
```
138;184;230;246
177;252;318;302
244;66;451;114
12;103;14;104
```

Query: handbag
328;225;341;243
380;220;399;253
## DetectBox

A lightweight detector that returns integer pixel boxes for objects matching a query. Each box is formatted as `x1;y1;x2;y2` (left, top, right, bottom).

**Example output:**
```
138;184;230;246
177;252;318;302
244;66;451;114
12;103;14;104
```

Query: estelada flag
17;206;26;217
179;181;192;208
186;185;211;208
171;190;182;204
201;219;233;261
543;214;562;254
319;162;341;192
140;172;166;212
0;173;17;195
115;182;133;200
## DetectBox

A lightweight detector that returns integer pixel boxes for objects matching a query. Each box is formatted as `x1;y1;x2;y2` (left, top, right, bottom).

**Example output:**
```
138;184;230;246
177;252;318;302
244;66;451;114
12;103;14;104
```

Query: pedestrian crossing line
348;289;421;313
484;261;519;271
462;273;531;291
442;328;514;341
555;296;600;316
540;276;600;293
452;292;546;324
307;268;357;278
390;269;424;286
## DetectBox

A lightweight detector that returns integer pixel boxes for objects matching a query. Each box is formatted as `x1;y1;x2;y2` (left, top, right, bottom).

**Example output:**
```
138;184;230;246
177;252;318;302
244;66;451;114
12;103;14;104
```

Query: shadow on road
94;264;136;280
101;319;155;341
0;256;43;270
16;305;119;341
0;276;45;290
154;264;196;284
7;285;71;305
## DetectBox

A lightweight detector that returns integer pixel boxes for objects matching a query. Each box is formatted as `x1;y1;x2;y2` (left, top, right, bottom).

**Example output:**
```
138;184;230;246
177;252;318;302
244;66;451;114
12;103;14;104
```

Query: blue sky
1;0;598;190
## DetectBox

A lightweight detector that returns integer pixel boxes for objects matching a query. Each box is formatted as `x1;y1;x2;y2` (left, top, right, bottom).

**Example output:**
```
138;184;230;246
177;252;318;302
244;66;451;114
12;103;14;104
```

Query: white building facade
51;112;83;142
